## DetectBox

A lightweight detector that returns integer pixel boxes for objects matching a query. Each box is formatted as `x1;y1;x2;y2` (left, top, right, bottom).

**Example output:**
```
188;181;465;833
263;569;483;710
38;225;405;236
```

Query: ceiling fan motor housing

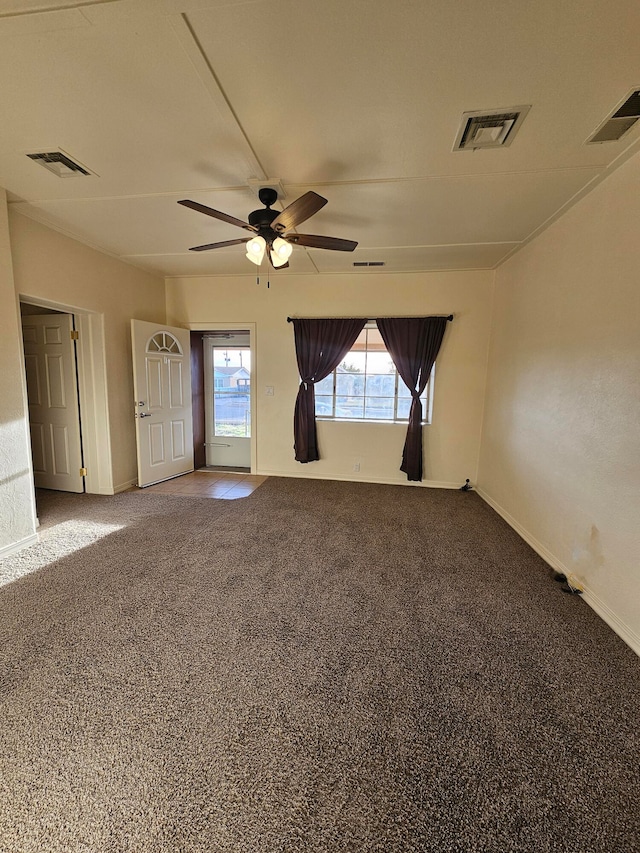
258;187;278;207
249;189;281;240
248;207;279;231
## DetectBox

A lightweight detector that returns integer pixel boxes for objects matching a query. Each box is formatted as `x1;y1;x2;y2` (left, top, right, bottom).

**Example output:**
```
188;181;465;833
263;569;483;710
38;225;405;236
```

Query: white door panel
22;313;84;493
131;319;194;487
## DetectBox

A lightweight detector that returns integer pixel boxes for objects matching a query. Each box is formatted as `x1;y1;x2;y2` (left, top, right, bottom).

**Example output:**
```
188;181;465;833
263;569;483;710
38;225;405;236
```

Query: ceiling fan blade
270;191;328;232
178;199;257;232
287;233;358;252
189;238;251;252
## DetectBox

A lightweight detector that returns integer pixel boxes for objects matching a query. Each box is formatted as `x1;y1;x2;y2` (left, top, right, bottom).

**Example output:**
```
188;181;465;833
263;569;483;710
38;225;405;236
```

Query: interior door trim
19;296;113;495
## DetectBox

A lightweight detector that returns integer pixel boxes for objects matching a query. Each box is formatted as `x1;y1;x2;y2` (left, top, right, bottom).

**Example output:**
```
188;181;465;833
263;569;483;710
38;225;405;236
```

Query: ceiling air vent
587;89;640;144
353;261;385;267
26;150;92;177
453;105;531;151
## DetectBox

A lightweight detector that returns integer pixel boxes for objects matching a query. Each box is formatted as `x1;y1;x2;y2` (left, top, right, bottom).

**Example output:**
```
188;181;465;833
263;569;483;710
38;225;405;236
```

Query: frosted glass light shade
270;236;292;267
272;237;293;260
246;235;266;265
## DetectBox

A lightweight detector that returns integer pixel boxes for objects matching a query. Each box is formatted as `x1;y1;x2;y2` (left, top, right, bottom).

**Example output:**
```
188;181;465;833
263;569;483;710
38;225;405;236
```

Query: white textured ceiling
1;0;639;277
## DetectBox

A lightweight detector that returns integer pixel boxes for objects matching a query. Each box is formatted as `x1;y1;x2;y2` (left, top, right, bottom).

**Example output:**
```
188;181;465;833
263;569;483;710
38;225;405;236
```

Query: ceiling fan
178;188;357;269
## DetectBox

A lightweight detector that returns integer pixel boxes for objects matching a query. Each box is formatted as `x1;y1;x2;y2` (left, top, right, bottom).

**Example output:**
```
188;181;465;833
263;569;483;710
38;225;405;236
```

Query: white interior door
203;335;251;468
131;319;194;487
21;313;84;493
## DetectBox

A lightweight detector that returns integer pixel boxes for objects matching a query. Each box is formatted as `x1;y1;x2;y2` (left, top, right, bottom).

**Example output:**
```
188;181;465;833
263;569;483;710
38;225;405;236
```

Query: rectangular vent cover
453;105;531;151
587;89;640;144
26;150;91;177
353;261;385;267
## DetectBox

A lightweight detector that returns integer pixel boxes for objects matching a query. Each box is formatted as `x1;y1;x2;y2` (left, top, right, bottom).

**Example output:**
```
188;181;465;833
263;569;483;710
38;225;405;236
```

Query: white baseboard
578;586;640;658
477;487;640;658
476;488;566;572
112;479;137;494
256;469;460;489
0;532;39;560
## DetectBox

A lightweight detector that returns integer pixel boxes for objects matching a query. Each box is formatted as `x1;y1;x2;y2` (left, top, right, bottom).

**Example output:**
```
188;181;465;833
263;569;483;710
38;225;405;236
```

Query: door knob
139;412;153;418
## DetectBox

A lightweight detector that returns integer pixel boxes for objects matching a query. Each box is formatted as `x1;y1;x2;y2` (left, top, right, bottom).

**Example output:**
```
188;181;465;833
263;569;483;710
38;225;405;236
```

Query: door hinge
79;467;87;476
70;330;79;340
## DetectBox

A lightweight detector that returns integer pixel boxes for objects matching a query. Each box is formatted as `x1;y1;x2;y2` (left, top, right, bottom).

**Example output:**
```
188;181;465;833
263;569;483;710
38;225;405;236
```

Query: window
146;331;182;355
315;325;434;423
211;348;251;437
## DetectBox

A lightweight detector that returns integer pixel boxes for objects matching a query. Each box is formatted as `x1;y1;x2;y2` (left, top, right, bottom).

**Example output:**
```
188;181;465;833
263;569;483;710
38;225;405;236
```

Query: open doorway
20;304;84;493
189;325;256;474
19;296;113;496
204;332;251;470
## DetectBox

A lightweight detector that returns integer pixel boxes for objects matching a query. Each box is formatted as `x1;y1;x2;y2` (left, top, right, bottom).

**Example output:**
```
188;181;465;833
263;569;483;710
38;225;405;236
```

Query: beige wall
0;192;37;555
166;270;494;487
478;151;640;652
8;212;166;491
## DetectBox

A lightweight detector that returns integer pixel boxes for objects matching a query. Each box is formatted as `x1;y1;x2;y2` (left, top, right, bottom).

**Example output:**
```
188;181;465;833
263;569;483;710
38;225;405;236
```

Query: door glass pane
213;348;251;437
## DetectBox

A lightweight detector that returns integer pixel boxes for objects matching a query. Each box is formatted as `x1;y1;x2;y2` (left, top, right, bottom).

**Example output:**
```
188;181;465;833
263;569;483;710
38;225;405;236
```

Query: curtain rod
286;314;453;322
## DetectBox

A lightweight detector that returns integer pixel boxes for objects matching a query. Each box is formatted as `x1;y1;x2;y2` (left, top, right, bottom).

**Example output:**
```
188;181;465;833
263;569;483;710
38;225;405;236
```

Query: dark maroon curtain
292;318;366;462
377;316;449;482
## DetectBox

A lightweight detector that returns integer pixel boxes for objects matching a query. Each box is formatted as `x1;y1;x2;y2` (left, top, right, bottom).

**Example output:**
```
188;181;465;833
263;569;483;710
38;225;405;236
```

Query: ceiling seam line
171;13;267;183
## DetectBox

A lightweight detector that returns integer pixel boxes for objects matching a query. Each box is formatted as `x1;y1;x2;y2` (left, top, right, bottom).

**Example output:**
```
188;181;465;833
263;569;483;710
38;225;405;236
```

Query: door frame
19;295;113;496
187;322;257;474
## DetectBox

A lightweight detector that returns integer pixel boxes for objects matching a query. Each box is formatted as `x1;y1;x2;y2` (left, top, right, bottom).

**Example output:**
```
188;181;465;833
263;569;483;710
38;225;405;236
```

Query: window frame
314;324;435;425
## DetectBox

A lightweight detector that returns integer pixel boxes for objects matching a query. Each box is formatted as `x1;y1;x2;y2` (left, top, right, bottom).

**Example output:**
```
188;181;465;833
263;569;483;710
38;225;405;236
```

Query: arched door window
146;332;183;355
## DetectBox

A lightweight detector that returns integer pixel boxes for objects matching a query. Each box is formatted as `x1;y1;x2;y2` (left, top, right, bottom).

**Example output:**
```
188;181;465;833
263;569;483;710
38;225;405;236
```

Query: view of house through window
213;347;251;437
315;325;434;422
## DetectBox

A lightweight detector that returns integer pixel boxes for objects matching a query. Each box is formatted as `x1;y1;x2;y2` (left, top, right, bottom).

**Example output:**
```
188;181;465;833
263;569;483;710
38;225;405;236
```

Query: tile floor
135;469;267;500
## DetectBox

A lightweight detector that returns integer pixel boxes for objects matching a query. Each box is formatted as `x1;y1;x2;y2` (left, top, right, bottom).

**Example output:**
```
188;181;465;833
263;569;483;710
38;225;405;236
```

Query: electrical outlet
353;461;361;472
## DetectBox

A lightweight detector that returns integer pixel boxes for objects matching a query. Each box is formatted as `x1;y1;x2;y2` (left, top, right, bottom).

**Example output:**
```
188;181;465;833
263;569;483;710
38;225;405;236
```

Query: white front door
131;319;194;487
204;336;251;468
22;313;84;493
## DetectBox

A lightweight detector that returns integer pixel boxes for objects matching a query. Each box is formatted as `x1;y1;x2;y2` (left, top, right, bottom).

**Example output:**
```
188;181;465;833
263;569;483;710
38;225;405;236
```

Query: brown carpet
0;478;638;852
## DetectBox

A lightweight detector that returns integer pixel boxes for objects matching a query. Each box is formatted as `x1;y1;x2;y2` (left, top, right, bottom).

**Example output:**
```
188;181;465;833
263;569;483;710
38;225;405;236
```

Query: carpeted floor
0;479;638;852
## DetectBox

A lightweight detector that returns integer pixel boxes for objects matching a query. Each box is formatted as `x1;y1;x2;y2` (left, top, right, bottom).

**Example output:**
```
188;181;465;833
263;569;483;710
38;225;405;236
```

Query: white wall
166;270;494;487
478;151;640;653
8;212;166;493
0;191;37;556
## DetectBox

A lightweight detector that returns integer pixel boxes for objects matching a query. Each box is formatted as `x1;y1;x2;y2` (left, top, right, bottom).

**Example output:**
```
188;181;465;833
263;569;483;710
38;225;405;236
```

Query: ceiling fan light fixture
272;236;293;262
270;253;288;268
246;235;266;265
